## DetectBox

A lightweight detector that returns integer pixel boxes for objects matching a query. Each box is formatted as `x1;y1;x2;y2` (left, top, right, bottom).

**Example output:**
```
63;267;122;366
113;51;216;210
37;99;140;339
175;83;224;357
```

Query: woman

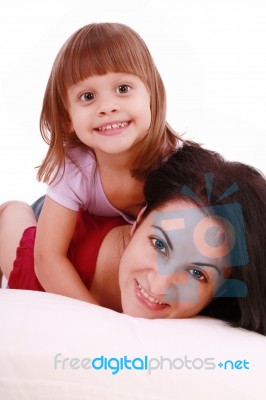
0;143;266;334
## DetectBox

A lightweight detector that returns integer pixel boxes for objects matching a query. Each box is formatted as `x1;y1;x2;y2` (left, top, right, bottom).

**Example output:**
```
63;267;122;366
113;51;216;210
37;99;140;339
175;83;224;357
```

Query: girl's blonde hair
37;22;182;183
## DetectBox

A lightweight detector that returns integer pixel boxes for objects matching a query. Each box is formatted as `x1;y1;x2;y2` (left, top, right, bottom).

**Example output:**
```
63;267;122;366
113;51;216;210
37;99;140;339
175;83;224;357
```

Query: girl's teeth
138;284;165;305
99;122;128;131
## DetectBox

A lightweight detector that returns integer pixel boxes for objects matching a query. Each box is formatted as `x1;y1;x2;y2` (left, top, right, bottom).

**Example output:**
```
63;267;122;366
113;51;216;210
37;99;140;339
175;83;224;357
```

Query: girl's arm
34;196;99;304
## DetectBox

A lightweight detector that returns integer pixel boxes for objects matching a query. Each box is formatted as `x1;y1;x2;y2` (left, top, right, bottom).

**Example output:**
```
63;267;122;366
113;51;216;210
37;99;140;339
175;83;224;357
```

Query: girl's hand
34;196;99;304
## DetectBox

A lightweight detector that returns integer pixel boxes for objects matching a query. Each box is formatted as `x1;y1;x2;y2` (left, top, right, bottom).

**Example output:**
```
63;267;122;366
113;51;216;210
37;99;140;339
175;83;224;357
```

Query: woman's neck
90;224;131;312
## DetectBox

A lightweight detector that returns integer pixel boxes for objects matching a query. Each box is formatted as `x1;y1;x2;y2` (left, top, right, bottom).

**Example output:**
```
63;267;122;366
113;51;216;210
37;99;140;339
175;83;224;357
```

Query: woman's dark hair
144;142;266;335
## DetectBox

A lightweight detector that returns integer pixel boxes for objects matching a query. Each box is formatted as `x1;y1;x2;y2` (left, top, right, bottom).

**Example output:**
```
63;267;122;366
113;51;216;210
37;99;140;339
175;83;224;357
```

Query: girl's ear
64;113;74;133
130;205;147;236
63;120;74;135
67;120;74;133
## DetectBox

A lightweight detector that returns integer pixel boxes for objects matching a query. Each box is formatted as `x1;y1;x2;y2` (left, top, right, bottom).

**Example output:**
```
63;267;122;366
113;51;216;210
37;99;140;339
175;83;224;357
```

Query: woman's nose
148;272;177;296
148;271;190;303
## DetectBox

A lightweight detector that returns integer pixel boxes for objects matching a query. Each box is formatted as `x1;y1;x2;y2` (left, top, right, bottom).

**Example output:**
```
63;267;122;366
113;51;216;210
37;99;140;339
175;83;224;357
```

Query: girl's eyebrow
152;225;173;251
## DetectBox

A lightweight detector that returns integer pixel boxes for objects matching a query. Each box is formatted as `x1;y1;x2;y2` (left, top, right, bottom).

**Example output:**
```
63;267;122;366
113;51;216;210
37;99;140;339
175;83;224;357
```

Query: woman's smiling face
119;200;232;319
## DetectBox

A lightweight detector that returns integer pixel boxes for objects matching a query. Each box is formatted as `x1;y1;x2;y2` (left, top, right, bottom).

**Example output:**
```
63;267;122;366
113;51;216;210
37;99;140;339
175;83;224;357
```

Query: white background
0;0;265;204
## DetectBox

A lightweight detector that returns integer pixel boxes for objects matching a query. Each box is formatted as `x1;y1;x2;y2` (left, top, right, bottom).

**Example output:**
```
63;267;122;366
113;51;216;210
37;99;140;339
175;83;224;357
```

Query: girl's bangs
61;26;151;88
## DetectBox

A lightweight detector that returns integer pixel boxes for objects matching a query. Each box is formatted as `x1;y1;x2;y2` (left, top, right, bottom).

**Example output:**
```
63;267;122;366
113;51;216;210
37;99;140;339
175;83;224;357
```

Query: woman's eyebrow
152;225;173;250
151;226;222;275
193;262;221;275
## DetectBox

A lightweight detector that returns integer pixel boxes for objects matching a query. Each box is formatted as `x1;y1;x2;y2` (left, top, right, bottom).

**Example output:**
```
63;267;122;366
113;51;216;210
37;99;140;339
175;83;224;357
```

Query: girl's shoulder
48;146;98;192
65;146;98;176
47;147;99;212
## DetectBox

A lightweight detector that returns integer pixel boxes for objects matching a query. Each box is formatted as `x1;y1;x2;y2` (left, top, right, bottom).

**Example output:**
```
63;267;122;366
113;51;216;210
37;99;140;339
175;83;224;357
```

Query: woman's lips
135;280;169;311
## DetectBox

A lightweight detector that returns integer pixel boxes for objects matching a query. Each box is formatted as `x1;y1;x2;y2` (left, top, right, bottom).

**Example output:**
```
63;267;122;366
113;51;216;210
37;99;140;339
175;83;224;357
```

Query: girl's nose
97;97;120;116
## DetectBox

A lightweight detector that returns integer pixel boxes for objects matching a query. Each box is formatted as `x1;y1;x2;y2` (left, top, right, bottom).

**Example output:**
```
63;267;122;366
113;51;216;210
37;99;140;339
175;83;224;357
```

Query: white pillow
0;289;265;400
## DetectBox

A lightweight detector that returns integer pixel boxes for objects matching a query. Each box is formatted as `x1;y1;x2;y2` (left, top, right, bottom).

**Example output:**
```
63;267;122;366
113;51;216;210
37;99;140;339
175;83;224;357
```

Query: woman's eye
116;84;131;94
151;238;167;255
188;268;207;282
80;92;95;101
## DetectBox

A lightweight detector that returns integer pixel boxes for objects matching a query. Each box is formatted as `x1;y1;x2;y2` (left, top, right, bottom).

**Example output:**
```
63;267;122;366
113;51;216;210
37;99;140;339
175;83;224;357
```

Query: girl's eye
151;237;168;255
80;92;95;101
188;268;207;282
116;84;131;94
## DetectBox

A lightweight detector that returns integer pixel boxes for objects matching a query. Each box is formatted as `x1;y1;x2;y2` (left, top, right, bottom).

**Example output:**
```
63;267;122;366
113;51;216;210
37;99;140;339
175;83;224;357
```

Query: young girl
34;22;182;303
1;144;266;334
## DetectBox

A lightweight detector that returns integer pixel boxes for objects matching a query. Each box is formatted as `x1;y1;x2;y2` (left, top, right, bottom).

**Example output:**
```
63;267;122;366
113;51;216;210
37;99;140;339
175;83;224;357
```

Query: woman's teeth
138;283;166;305
98;122;128;132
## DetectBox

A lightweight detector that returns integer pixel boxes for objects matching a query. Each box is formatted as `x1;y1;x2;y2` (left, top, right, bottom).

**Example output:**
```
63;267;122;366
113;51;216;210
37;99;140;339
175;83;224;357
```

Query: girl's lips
95;121;130;136
135;280;169;311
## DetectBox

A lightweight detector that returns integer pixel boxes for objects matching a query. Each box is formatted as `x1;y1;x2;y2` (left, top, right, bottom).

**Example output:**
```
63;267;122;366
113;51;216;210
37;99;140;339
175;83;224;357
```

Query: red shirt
8;212;127;291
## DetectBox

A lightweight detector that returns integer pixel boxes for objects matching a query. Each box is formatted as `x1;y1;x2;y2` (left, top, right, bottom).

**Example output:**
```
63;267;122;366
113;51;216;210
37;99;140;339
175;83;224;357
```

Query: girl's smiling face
67;72;151;158
119;200;232;319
